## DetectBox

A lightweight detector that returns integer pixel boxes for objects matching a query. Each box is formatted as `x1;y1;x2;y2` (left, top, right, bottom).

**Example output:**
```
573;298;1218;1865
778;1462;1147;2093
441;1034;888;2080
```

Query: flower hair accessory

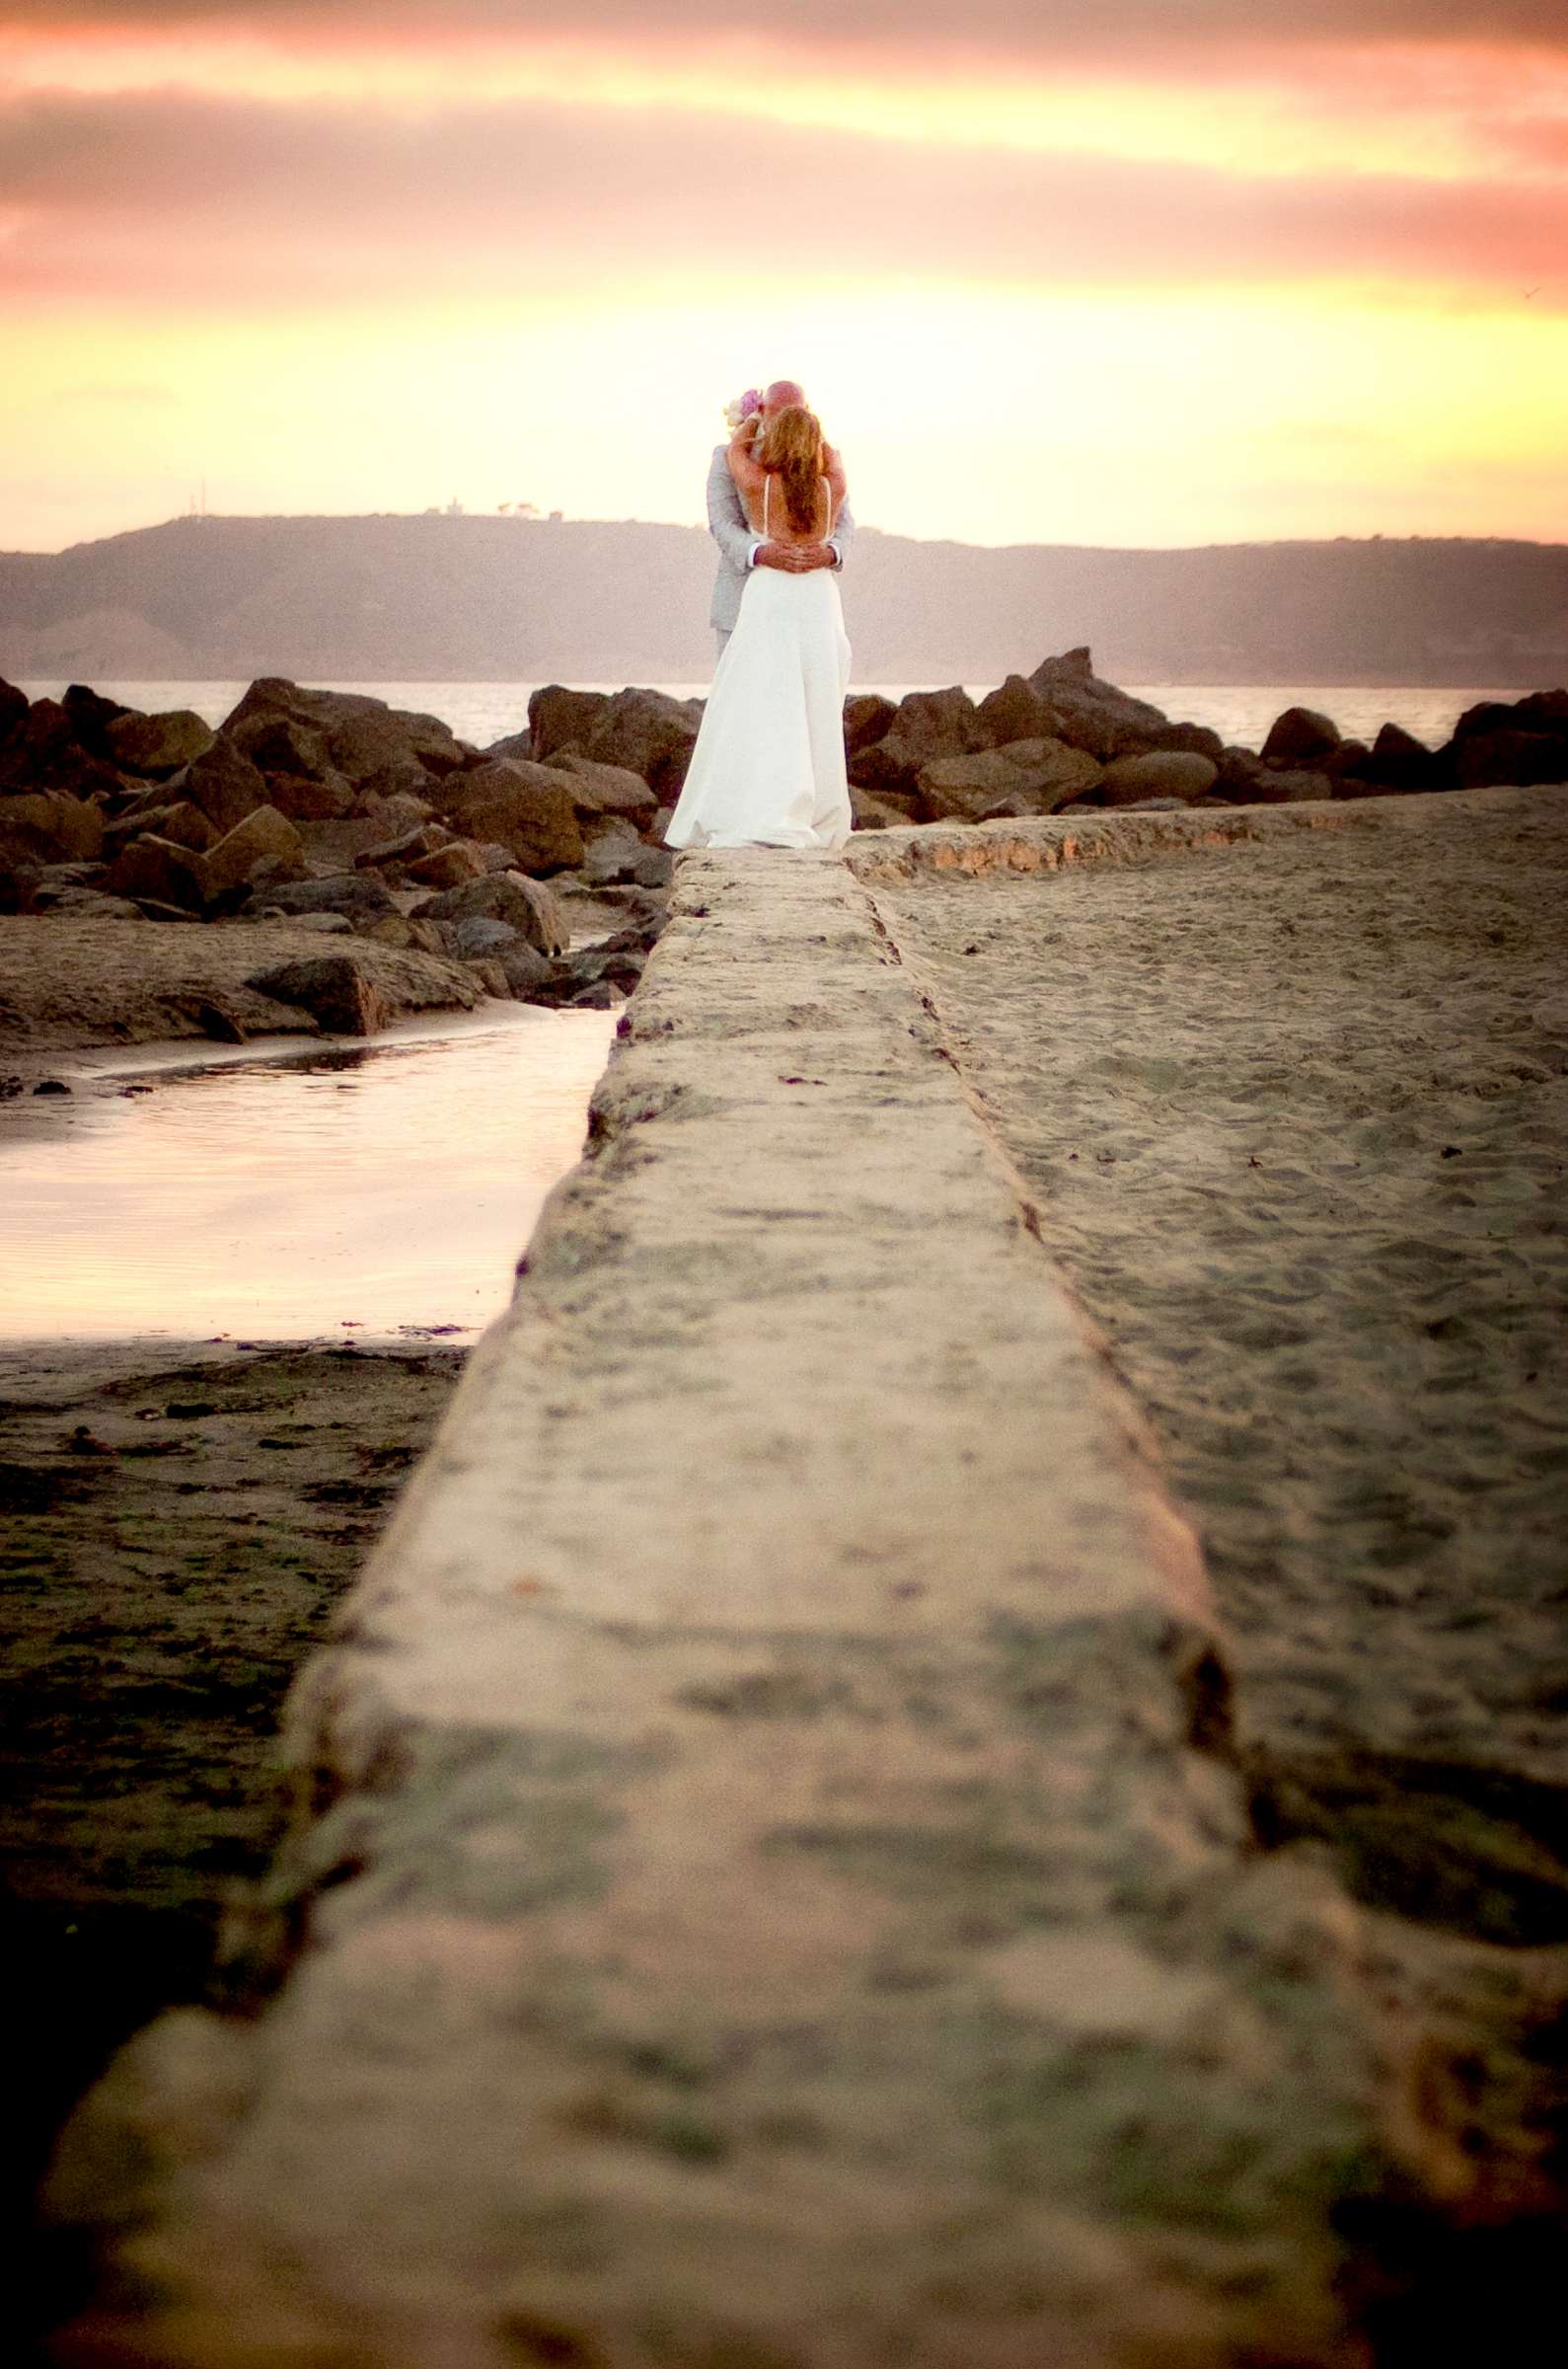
723;386;764;429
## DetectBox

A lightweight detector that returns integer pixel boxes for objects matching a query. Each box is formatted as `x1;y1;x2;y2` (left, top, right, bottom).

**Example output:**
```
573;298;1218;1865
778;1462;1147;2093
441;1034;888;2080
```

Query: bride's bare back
728;426;846;547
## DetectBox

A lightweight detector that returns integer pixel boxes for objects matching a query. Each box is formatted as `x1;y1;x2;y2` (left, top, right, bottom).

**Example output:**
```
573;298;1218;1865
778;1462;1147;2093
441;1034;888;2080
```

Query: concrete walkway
45;827;1417;2368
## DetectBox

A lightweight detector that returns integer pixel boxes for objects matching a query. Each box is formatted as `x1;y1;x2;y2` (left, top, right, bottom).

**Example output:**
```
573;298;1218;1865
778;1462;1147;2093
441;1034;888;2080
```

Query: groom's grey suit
706;442;856;653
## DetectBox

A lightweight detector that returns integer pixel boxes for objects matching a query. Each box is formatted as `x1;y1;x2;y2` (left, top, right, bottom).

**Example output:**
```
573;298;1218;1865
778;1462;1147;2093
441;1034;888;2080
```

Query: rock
976;674;1063;749
447;916;518;959
542;749;659;824
352;913;415;949
101;833;206;911
1244;768;1335;804
465;955;512;999
1449;728;1568;791
196;805;310;906
246;953;390;1035
484;728;533;765
60;683;132;756
1319;739;1372;785
849;789;913;831
354;822;450;871
1025;647;1173;759
411;868;568;955
496;942;558;996
1261;706;1340;769
151;801;219;855
437;759;583;875
581;819;646;885
526;685;610;761
256;767;357;822
579;688;705;802
843;693;898;755
402;842;487;890
181;738;271;836
1215;746;1267;799
917;737;1104;822
629;845;673;888
221;679;467;783
1140;719;1227;762
106;708;215;778
241;872;396;924
1099;750;1219;806
371;790;438;835
0;676;30;748
0;790;107;866
288;910;354;936
1363;722;1441;793
851;688;987;797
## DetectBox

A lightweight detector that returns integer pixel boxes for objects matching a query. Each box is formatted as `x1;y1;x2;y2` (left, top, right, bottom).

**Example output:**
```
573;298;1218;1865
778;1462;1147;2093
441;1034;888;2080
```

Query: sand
0;1335;468;2343
867;788;1568;1805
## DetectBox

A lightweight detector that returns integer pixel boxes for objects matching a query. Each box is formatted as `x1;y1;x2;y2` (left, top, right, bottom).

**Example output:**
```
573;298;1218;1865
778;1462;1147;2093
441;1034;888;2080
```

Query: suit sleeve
708;446;763;572
828;488;856;571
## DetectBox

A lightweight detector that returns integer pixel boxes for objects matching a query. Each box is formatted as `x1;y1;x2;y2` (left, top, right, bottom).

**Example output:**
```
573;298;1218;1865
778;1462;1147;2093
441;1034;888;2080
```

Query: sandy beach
868;786;1568;1815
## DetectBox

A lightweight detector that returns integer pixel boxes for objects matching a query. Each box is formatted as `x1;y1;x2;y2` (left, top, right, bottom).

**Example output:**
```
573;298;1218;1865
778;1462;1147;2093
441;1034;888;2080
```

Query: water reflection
2;1004;618;1342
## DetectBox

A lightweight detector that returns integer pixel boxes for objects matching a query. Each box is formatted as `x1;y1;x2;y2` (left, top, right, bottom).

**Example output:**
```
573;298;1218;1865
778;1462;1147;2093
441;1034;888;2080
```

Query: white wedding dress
663;473;854;853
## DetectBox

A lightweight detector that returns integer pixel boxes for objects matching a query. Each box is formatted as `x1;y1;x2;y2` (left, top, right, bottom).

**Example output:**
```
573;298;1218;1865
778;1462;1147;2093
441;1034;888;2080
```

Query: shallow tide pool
2;1001;619;1342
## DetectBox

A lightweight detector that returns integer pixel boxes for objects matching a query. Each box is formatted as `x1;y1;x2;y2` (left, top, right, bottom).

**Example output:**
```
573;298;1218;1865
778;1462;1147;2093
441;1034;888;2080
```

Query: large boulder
1361;723;1442;793
843;693;898;756
438;759;583;875
1024;648;1173;760
580;819;647;885
1098;750;1219;806
976;674;1063;749
106;708;215;778
410;868;568;955
1260;707;1341;770
245;954;390;1037
0;790;106;866
196;805;310;905
181;737;270;835
850;687;987;797
102;833;206;911
220;679;467;784
0;676;29;749
258;768;357;822
60;683;132;757
542;749;659;824
1449;728;1568;791
102;800;217;858
526;685;611;762
579;688;705;801
916;738;1103;822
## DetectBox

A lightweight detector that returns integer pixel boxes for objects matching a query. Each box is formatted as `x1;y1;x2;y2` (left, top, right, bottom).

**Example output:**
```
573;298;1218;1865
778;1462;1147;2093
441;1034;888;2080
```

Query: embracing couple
662;377;856;855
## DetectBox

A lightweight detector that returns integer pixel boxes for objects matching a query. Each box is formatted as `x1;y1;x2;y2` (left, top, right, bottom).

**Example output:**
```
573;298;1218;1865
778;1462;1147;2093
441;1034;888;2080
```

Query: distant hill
1;514;1564;687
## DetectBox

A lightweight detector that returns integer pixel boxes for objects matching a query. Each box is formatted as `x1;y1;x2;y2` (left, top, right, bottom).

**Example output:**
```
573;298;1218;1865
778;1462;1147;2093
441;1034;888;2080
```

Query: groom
707;377;856;659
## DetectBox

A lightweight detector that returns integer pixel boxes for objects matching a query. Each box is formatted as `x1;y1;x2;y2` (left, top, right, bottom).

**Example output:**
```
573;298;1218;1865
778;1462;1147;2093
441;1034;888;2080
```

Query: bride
662;401;853;852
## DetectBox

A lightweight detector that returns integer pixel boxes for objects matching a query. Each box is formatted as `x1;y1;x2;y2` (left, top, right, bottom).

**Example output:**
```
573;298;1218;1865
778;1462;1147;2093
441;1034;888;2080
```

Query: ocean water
1;1003;619;1342
16;679;1524;755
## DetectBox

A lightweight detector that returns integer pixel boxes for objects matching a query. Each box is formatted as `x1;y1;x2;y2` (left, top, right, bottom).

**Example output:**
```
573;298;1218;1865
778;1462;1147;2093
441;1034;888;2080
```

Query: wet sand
868;786;1568;1876
0;1336;468;2344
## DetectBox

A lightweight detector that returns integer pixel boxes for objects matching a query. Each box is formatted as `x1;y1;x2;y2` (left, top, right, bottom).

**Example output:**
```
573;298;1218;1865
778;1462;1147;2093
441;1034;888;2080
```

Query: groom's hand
756;541;833;573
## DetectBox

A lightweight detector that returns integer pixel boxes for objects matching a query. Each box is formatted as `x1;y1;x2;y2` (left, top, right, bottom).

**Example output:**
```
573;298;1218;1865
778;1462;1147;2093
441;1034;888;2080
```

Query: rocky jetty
4;661;1565;1063
0;676;678;1056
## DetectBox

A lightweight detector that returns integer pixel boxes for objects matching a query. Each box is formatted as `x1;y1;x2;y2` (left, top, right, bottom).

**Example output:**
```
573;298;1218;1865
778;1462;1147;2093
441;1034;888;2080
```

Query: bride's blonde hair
757;403;826;535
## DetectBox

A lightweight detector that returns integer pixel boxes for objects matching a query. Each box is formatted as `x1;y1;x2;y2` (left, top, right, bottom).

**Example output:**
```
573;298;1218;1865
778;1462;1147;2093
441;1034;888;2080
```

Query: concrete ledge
844;797;1364;883
43;846;1418;2367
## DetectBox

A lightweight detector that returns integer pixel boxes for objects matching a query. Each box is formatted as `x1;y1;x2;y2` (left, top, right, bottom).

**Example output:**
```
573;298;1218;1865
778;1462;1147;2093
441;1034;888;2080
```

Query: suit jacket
706;441;856;631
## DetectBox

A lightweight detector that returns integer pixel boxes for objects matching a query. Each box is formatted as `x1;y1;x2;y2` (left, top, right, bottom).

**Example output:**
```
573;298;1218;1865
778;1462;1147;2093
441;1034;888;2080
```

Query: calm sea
17;680;1522;754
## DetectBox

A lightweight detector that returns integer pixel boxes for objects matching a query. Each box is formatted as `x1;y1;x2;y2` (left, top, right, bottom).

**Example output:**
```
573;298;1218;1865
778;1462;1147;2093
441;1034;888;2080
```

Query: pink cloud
1;87;1564;311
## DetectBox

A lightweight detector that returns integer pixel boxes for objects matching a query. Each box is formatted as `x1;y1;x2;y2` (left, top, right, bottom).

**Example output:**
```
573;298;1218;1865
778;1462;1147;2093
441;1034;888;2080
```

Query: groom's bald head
763;379;805;413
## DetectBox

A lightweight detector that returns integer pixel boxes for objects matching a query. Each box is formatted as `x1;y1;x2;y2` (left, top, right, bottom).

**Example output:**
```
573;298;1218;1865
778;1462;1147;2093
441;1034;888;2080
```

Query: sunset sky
2;2;1564;554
